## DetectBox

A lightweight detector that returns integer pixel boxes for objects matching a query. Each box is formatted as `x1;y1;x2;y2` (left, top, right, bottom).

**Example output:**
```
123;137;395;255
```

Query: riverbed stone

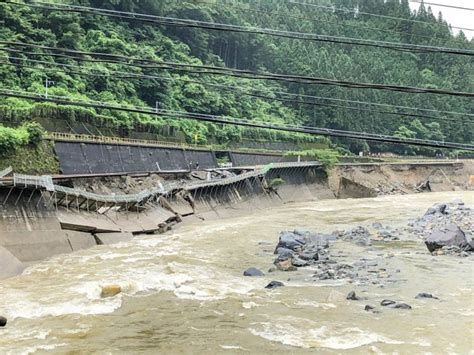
243;267;264;277
275;259;297;271
100;284;122;298
275;247;295;261
265;281;284;289
415;293;439;300
299;251;319;261
381;299;396;306
346;291;360;301
274;232;306;253
393;303;412;309
0;316;7;327
341;226;371;246
291;257;309;267
425;224;469;253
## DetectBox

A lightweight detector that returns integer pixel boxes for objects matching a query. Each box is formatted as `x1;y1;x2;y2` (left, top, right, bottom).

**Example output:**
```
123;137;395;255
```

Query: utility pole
155;100;160;114
44;77;54;98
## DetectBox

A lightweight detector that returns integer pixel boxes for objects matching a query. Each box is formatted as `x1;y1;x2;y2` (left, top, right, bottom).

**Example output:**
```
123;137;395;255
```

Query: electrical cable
1;89;472;150
1;42;473;98
2;55;472;126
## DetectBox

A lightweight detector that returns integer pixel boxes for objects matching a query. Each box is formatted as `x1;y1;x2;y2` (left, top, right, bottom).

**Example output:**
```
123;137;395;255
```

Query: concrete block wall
54;142;218;174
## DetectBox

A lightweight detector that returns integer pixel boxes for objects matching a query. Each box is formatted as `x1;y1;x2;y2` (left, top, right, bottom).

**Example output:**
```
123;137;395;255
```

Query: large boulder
274;232;306;253
424;203;448;216
425;224;470;253
0;316;7;327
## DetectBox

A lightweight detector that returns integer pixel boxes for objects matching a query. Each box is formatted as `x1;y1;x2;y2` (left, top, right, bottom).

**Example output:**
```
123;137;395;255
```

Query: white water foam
249;321;404;350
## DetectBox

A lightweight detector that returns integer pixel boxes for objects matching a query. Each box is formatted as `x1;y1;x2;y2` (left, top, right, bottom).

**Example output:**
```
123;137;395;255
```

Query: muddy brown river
0;191;473;354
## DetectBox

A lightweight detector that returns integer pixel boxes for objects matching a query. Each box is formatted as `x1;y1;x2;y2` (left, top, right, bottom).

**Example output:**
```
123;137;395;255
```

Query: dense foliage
0;122;45;155
0;0;472;153
286;148;341;169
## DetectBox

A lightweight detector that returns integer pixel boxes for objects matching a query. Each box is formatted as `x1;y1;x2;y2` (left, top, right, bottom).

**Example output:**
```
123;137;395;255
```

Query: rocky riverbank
241;199;473;314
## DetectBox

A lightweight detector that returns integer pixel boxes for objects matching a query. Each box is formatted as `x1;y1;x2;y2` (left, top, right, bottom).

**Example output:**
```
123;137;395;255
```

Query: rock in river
425;224;470;253
275;259;297;272
243;267;264;277
100;284;122;298
0;316;7;327
393;303;412;310
416;293;439;300
265;281;284;289
346;291;360;301
381;299;396;306
274;231;305;252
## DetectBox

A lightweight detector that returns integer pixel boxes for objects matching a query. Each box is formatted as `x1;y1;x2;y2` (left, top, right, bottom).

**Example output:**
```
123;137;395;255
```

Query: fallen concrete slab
0;246;25;279
94;232;133;245
66;231;98;251
105;207;176;234
58;211;122;233
0;231;73;262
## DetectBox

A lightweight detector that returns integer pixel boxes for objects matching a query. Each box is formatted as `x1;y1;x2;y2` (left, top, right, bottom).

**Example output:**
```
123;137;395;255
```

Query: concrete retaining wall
229;152;295;167
54;141;304;174
54;142;218;174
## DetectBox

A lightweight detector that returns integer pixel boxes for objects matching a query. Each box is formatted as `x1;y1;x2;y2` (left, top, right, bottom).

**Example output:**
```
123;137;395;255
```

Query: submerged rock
100;284;122;298
346;291;360;301
265;281;284;289
364;305;375;312
415;293;439;300
393;303;412;310
0;316;7;327
243;267;264;277
425;224;470;253
380;299;396;306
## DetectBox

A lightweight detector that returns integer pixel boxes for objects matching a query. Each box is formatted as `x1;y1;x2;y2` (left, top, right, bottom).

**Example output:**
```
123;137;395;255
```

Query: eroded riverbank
0;191;472;354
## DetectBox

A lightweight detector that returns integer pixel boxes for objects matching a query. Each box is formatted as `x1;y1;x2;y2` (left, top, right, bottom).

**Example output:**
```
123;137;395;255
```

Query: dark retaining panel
54;142;299;174
228;151;296;167
54;142;218;174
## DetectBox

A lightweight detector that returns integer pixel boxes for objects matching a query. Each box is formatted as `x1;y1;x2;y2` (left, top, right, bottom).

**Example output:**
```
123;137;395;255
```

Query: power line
2;41;473;98
1;89;472;150
3;55;473;126
4;46;471;118
4;1;474;56
409;1;474;11
289;0;474;32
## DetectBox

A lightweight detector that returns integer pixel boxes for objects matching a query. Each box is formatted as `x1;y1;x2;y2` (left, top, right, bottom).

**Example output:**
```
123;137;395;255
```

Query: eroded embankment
0;160;472;279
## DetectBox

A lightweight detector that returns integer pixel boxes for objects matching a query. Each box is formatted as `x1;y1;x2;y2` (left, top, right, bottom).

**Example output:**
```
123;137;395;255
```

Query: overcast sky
408;0;474;39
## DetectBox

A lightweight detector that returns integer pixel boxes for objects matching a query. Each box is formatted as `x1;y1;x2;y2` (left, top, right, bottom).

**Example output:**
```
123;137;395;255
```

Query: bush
0;122;45;156
285;149;340;170
24;122;45;145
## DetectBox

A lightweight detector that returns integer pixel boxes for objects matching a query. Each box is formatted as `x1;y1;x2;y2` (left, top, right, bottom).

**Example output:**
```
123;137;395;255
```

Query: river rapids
0;191;473;354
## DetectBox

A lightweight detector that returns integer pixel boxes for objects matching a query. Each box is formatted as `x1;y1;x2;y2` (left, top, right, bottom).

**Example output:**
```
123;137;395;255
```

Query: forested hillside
0;0;473;155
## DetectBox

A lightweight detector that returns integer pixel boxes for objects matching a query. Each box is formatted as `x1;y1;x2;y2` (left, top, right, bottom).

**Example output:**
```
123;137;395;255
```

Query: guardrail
45;132;287;155
8;161;321;210
46;132;213;150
